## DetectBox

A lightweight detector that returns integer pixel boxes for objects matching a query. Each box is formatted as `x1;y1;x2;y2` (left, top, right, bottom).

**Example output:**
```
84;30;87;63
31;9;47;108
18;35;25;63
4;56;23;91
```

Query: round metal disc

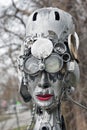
31;38;53;59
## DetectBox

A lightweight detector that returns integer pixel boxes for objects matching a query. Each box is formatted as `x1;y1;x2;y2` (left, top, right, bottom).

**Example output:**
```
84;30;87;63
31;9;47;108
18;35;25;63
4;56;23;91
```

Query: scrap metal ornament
68;32;79;61
17;7;87;130
31;38;53;59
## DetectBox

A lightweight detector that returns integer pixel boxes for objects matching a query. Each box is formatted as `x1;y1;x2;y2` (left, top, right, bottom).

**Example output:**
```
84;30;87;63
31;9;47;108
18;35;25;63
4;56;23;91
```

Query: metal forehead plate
31;38;53;59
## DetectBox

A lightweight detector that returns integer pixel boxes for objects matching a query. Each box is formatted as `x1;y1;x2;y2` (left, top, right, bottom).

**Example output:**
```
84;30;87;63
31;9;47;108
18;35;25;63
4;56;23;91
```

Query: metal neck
33;104;62;130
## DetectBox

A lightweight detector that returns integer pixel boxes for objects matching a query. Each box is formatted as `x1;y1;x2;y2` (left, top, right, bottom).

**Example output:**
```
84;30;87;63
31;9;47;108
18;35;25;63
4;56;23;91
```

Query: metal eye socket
54;43;66;54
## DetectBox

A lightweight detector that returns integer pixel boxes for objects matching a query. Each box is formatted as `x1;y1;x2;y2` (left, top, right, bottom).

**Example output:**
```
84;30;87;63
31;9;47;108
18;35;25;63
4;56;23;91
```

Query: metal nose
38;72;50;89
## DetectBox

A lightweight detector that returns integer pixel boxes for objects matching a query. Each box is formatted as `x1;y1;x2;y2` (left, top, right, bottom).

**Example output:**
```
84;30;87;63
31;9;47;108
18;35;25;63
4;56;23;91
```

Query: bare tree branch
11;0;31;15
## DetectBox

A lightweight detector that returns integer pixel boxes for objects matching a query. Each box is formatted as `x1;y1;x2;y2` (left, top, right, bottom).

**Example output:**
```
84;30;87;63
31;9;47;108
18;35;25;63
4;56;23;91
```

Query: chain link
27;104;36;130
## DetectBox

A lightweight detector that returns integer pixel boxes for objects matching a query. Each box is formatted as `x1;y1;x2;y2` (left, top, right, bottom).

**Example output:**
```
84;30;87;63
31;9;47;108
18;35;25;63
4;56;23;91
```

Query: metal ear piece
68;32;79;61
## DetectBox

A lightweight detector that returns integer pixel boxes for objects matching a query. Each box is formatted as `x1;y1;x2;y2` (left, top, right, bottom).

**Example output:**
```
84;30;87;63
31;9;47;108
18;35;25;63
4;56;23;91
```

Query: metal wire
27;103;35;130
62;74;87;111
66;93;87;111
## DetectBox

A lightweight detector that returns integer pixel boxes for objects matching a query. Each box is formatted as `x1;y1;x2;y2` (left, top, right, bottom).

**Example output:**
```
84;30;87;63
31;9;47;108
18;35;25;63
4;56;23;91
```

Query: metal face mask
21;37;76;109
22;38;67;108
18;7;80;109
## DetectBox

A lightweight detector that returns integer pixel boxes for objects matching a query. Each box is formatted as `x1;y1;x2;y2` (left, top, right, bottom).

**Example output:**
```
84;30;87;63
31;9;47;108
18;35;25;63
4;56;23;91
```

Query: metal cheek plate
31;38;53;59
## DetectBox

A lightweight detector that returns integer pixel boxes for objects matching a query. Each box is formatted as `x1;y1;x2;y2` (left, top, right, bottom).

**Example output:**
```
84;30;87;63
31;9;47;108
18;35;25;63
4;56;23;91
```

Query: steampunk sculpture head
19;7;80;110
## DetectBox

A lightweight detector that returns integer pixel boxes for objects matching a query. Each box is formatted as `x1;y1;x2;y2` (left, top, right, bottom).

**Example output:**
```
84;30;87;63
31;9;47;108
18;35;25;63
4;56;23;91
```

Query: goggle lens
24;57;39;74
45;54;63;73
24;54;63;75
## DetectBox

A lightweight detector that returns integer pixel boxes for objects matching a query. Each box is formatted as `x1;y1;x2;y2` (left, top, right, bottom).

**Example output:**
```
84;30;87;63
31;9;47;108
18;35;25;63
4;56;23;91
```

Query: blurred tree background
0;0;87;130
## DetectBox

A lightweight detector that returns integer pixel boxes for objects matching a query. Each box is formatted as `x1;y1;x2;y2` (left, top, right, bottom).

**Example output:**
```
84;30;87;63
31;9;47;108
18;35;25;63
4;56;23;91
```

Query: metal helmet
26;7;75;40
26;7;79;60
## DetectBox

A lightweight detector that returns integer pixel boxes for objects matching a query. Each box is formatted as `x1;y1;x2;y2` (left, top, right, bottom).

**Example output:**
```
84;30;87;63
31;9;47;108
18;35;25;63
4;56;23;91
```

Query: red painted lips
36;94;53;101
